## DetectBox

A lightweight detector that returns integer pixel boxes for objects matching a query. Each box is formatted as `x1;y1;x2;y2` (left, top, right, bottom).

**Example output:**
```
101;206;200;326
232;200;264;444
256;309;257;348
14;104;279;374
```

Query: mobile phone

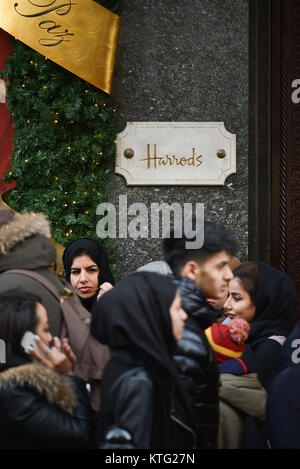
21;331;50;358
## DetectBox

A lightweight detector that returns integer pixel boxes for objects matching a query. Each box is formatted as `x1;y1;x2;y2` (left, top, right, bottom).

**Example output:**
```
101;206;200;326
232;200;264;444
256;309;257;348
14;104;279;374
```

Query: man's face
182;251;233;300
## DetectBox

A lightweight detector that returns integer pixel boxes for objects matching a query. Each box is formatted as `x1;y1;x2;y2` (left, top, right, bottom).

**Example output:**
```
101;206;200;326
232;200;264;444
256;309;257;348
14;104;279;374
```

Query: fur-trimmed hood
0;362;76;415
0;213;56;272
0;213;50;256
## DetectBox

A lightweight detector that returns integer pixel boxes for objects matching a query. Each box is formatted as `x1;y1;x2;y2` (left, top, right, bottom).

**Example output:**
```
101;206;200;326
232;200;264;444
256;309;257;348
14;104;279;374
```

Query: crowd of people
0;204;299;449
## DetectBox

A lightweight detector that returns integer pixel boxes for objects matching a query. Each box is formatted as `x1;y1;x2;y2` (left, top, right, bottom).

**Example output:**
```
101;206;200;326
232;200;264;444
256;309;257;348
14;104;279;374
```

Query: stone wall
107;0;249;278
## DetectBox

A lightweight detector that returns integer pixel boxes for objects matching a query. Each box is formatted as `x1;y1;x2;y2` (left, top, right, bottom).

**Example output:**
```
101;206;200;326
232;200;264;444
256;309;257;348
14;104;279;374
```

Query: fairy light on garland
0;0;120;280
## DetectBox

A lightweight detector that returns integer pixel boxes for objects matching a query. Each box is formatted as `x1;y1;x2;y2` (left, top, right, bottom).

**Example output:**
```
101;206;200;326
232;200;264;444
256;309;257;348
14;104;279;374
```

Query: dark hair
233;261;259;305
163;219;239;276
0;289;42;360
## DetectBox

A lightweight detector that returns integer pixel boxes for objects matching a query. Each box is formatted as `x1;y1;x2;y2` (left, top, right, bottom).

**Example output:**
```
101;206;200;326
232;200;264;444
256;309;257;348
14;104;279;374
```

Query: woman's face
70;254;100;299
169;291;188;340
35;302;52;347
223;277;256;323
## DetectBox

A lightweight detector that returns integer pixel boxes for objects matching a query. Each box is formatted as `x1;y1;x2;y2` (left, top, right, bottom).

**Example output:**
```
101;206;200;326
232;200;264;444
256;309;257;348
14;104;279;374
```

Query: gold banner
0;0;120;94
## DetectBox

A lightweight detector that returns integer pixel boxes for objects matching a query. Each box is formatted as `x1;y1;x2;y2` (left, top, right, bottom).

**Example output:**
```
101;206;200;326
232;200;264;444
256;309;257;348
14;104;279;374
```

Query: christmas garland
0;0;120;267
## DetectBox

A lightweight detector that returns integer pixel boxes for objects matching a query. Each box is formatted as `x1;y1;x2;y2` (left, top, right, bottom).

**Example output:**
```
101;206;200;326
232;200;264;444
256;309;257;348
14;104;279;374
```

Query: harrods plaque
115;122;236;186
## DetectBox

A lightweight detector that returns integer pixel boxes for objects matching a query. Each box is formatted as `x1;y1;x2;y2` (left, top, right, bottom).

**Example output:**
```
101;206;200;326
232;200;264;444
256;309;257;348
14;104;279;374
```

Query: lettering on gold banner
141;144;203;169
14;0;75;47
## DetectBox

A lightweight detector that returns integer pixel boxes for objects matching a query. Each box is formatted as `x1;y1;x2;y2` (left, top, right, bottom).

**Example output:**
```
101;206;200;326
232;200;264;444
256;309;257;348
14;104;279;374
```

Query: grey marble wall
107;0;249;278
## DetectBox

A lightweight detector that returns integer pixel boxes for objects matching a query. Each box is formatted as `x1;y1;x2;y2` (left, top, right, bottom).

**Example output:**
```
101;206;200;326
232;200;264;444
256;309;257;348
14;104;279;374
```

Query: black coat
92;272;198;449
0;357;93;449
278;322;300;371
98;352;196;449
171;277;220;449
267;364;300;449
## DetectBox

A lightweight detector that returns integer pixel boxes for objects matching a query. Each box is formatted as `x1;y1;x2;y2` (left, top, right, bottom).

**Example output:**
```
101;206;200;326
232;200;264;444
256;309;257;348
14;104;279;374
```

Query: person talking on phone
0;289;93;449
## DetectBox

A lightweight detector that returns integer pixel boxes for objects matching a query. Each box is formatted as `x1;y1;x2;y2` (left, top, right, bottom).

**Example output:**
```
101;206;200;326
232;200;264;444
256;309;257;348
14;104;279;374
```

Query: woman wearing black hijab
62;238;114;312
221;261;298;389
217;261;298;449
91;271;197;449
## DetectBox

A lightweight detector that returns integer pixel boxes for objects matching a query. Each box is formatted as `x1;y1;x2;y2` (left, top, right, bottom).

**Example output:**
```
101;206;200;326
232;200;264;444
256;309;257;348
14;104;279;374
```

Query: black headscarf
62;237;114;311
91;271;196;437
247;261;298;343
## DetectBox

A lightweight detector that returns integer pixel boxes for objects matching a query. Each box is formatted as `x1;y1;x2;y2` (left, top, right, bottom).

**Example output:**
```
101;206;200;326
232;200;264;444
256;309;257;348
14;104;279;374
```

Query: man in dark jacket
163;220;239;448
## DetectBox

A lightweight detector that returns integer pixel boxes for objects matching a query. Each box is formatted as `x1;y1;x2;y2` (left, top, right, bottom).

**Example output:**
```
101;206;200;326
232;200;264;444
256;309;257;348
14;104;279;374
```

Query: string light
7;48;116;246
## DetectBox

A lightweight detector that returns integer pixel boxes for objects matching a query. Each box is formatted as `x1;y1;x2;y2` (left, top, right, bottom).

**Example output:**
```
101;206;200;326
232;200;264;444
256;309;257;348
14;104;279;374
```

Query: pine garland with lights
0;0;120;264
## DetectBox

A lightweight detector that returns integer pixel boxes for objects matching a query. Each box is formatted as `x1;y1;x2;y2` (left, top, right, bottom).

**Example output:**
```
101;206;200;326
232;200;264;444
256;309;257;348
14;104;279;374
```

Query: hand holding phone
21;331;50;359
29;335;75;375
21;332;75;375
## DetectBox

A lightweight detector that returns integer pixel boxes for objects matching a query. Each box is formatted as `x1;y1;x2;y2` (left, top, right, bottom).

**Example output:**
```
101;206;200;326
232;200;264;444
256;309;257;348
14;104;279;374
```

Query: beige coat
218;373;267;449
